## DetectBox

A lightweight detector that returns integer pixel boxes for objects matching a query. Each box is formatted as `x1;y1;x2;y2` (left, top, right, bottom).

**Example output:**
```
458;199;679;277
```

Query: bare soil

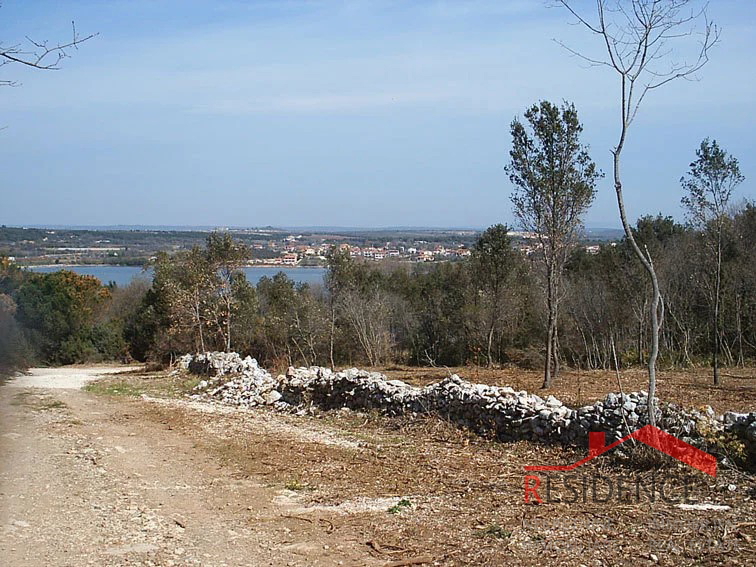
1;365;754;566
0;368;381;566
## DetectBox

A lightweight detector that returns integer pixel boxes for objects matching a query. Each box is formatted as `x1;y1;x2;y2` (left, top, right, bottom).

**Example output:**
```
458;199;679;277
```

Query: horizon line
2;223;626;233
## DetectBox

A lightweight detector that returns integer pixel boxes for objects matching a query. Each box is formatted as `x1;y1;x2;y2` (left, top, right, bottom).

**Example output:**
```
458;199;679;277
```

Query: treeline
0;256;147;370
1;207;754;376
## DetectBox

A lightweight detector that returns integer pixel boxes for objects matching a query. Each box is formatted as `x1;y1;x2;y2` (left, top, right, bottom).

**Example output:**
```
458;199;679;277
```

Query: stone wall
180;352;755;462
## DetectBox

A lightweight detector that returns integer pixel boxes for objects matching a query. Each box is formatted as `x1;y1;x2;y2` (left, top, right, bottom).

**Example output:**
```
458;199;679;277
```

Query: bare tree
557;0;718;426
1;11;96;87
206;232;251;352
681;139;743;385
339;287;395;367
506;100;601;389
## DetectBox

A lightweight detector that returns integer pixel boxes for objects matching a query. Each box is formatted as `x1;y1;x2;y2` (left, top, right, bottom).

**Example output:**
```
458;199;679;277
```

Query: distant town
0;225;624;267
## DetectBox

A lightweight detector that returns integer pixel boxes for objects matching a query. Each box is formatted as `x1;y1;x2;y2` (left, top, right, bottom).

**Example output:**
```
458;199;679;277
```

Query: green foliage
0;293;31;371
506;100;602;386
284;479;313;491
632;214;686;256
471;224;516;294
681;139;744;229
0;258;141;367
475;523;511;539
680;140;745;382
84;380;144;397
470;225;523;366
387;498;412;514
58;323;127;364
506;100;601;241
4;202;756;374
13;270;110;364
407;261;473;366
123;287;166;361
256;273;328;367
142;233;256;359
0;257;26;295
326;247;382;294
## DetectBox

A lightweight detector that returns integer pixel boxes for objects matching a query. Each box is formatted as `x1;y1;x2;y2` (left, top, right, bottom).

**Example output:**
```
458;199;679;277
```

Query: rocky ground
179;353;755;457
1;365;754;566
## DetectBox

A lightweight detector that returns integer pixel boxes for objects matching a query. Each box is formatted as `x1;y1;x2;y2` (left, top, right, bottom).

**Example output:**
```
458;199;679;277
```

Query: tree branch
1;20;97;85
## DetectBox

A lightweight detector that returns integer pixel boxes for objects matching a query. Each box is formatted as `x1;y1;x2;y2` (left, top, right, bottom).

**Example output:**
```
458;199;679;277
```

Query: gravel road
0;366;380;566
5;366;140;390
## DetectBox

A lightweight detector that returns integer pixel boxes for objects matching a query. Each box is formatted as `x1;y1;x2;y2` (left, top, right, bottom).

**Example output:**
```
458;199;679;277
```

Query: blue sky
1;0;754;229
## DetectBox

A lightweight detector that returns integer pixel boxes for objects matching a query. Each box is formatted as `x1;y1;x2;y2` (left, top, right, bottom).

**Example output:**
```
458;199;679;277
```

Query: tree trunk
637;319;642;365
225;297;232;352
542;260;562;389
552;324;560;379
736;293;744;367
542;266;557;389
194;296;206;354
613;126;660;428
552;287;561;380
647;275;662;426
198;317;205;354
577;324;590;369
487;320;495;368
712;230;722;385
329;303;336;370
543;321;553;388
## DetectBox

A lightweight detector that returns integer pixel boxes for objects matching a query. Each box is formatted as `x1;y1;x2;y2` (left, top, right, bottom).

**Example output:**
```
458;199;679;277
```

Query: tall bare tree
681;139;743;385
506;100;601;388
557;0;718;425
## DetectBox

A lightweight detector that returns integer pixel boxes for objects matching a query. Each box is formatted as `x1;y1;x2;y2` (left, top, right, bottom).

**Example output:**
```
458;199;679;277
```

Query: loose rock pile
180;352;756;459
724;411;756;447
179;352;281;407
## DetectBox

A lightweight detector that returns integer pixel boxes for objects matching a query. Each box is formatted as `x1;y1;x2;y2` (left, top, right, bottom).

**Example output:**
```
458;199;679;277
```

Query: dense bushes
0;263;143;369
0;293;31;371
57;323;127;364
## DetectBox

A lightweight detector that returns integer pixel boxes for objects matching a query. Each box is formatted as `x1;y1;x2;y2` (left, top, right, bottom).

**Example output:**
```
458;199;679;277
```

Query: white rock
676;503;731;511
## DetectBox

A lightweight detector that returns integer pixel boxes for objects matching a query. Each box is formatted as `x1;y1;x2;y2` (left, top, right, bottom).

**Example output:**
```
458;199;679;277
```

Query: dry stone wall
179;352;755;461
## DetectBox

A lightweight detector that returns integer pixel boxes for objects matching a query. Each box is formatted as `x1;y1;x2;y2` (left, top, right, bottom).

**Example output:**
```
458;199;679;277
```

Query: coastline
245;264;326;269
21;264;148;269
21;263;325;269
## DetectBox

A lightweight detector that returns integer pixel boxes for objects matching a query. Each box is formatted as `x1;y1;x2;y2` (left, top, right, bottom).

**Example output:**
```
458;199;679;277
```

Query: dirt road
3;367;753;566
0;367;381;566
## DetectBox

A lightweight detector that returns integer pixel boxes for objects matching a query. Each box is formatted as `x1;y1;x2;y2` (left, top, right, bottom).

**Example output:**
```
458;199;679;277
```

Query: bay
26;265;327;287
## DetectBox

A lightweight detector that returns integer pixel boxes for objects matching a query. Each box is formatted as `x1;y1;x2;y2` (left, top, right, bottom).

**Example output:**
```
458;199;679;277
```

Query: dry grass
12;390;69;411
369;364;756;413
131;397;755;566
84;370;201;399
86;365;756;565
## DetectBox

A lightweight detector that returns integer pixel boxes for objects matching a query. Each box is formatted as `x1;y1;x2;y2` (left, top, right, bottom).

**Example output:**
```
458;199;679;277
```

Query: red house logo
526;425;717;476
523;425;717;503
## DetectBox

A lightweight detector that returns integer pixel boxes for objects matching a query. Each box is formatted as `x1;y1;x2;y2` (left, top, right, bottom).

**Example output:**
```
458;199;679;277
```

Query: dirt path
5;366;140;390
3;367;753;566
0;367;382;566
